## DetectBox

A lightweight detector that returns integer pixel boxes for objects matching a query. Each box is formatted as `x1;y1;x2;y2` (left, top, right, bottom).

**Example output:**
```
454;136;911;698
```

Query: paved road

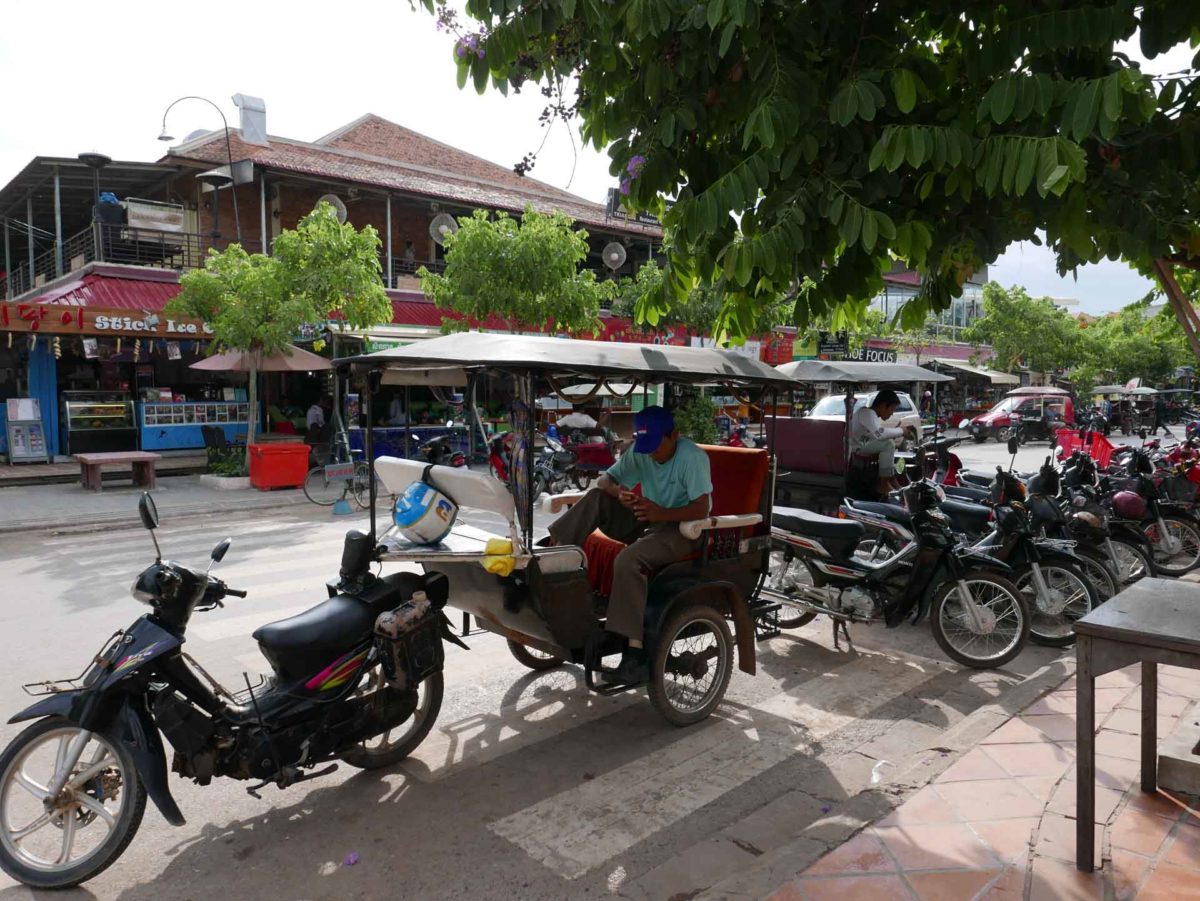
0;476;1078;901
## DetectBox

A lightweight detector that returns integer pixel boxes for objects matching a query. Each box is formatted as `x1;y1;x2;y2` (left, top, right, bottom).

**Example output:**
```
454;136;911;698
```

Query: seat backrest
699;445;769;516
375;456;515;522
766;417;846;475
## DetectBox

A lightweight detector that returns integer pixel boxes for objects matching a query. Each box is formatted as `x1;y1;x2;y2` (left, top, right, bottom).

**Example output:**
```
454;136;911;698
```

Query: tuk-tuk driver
546;405;712;682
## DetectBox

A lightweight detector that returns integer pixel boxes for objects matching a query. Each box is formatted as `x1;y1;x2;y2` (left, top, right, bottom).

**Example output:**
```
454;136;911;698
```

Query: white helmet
393;477;458;545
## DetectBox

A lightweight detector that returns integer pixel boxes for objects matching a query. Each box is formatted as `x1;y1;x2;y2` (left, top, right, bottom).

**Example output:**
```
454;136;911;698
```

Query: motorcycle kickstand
247;762;339;799
831;594;855;653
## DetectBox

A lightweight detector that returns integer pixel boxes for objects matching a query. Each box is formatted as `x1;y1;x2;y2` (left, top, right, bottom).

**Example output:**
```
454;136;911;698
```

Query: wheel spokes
55;810;77;865
9;812;52;842
75;793;115;828
13;770;48;800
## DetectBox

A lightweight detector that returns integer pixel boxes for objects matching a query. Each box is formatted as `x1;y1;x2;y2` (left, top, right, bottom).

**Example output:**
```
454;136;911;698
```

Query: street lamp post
158;96;242;244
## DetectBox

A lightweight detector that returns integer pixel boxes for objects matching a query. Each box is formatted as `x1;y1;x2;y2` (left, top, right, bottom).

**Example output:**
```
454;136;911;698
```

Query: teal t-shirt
606;438;713;510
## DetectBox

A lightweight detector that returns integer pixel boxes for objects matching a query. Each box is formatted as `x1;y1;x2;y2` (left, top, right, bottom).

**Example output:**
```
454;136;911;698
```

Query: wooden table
73;452;162;491
1074;577;1200;871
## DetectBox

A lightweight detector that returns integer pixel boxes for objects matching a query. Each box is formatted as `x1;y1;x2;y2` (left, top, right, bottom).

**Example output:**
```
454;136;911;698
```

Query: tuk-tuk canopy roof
338;331;797;388
776;359;953;383
1005;386;1069;396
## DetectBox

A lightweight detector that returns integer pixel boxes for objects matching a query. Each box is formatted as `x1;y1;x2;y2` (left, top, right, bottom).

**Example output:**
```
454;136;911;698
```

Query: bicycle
303;431;392;509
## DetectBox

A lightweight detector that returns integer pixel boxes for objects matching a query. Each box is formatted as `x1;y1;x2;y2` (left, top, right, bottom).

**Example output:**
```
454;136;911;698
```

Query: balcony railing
1;223;263;299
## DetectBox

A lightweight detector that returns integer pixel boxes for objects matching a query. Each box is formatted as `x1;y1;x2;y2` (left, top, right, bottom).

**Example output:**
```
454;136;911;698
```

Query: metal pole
365;370;376;540
3;218;10;299
160;96;240;243
404;386;412;459
385;195;393;288
259;171;268;254
25;196;34;289
53;168;63;277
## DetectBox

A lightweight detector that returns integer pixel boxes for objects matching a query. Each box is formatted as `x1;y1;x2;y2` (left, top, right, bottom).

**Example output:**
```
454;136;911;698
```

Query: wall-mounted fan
430;213;459;245
316;193;347;223
602;242;628;270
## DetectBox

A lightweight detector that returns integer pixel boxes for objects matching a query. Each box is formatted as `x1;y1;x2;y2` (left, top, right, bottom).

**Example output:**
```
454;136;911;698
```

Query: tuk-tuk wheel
648;604;734;727
507;639;565;671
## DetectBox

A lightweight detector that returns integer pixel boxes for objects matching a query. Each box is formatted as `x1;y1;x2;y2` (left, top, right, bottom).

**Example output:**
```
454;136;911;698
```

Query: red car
967;393;1075;443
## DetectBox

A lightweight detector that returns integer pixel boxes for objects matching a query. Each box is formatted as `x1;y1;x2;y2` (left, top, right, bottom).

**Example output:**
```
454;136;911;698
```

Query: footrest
751;601;782;641
582;632;644;695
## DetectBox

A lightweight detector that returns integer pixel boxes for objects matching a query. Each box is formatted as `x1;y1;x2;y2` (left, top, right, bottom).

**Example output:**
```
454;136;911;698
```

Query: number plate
324;462;355;481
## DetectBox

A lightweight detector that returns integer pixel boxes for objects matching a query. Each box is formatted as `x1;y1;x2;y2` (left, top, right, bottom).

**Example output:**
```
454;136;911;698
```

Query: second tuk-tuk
339;332;795;726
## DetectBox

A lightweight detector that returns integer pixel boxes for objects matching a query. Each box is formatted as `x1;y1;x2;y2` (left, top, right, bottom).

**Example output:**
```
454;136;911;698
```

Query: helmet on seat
1110;490;1147;520
393;480;458;545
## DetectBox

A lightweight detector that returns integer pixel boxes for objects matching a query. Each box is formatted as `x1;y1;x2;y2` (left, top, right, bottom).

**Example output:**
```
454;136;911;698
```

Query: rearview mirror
210;538;232;564
958;419;970;430
895;456;906;476
1007;436;1019;455
1139;428;1148;439
138;493;159;531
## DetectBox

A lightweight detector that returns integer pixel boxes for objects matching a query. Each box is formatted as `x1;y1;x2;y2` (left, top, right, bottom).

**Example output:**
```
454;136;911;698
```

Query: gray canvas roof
776;359;953;383
338;331;797;388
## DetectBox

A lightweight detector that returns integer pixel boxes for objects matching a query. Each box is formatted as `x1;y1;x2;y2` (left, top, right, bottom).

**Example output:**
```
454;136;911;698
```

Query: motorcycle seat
773;506;865;541
843;499;911;525
253;573;422;681
940;498;992;535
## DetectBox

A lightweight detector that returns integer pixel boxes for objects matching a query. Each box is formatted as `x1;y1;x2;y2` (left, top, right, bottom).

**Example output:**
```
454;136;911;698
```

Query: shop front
0;298;244;460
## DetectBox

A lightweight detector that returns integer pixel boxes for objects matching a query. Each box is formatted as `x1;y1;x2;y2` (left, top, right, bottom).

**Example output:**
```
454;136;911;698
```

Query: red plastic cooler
249;443;310;490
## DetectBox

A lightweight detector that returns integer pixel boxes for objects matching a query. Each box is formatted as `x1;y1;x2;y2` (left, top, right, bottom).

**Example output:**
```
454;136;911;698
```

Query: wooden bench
73;452;162;491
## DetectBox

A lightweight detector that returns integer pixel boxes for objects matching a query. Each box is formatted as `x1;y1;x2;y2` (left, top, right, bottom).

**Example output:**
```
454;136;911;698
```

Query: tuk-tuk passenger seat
582;446;769;596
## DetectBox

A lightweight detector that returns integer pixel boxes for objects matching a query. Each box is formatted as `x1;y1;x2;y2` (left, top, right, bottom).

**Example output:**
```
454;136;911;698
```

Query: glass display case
139;402;250;450
60;391;137;454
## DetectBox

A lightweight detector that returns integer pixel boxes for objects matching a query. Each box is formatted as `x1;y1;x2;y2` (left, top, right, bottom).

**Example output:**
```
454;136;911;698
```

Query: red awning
27;267;182;310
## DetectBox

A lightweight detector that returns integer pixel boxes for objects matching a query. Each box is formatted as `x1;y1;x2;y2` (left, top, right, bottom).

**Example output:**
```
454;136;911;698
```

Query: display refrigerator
60;391;137;454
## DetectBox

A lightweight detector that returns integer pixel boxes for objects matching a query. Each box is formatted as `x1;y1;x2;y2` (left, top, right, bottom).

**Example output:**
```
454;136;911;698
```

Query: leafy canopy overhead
417;0;1200;338
168;203;391;353
418;206;615;333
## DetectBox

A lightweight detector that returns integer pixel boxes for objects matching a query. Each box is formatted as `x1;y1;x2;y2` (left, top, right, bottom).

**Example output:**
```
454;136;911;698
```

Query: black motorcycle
0;495;460;889
419;433;466;467
534;432;577;497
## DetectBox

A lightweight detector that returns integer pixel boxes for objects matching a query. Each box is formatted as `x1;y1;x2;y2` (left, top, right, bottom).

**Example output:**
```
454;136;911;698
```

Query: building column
26;196;34;287
259;170;268;254
3;218;10;299
53;167;64;277
385;195;393;288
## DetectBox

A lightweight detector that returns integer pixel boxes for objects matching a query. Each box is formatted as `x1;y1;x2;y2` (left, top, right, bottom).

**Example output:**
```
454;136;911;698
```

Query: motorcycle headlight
130;574;156;605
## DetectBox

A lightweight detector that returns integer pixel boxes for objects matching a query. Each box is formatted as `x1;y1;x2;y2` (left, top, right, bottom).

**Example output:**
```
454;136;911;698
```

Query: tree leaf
1042;163;1071;196
861;211;878;251
892;68;917;113
707;0;724;31
992;76;1017;124
1014;140;1038;195
1072;80;1099;141
1102;72;1122;123
719;20;737;57
868;136;887;171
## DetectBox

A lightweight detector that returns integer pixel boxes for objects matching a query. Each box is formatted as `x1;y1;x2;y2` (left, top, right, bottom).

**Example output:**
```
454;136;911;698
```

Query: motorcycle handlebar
224;588;248;598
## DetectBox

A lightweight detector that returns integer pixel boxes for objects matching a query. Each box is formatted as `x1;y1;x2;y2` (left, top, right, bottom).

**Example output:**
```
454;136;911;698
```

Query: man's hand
619;488;640;510
631;497;666;522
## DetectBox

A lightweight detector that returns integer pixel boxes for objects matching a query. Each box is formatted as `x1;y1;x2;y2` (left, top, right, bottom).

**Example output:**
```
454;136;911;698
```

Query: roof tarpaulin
930;357;1020;386
775;359;953;384
339;331;796;388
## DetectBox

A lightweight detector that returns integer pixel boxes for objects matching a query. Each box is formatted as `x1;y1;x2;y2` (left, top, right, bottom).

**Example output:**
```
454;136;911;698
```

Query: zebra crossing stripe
488;652;936;880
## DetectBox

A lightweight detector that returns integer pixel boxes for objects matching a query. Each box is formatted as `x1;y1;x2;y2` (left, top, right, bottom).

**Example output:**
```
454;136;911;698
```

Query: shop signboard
0;303;211;338
816;330;848;357
845;346;898;363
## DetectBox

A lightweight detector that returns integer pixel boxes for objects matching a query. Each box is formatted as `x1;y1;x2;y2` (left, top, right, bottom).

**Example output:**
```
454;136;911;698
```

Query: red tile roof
166;114;660;238
27;266;182;310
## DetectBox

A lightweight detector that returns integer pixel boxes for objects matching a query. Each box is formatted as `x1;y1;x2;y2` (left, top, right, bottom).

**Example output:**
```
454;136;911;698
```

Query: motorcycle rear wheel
766;548;819;628
340;672;443;770
507;640;565;671
0;718;146;890
929;572;1030;669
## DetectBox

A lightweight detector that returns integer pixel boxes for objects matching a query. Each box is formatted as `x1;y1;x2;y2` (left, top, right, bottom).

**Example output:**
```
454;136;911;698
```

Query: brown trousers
548;489;699;642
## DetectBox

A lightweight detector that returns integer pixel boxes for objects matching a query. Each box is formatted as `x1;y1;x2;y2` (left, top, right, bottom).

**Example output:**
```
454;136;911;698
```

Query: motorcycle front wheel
1072;547;1120;603
340;671;444;770
929;571;1030;669
1014;559;1096;648
1144;514;1200;576
0;718;146;889
1110;537;1155;584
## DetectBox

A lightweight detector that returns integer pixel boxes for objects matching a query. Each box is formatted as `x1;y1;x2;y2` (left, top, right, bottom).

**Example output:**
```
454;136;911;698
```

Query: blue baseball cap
632;405;675;453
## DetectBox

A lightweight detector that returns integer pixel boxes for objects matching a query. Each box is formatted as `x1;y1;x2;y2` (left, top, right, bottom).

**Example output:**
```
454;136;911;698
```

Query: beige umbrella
190;344;331;452
189;344;332;372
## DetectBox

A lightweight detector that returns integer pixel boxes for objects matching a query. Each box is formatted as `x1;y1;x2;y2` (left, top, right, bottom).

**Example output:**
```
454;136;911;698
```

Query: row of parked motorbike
761;428;1200;671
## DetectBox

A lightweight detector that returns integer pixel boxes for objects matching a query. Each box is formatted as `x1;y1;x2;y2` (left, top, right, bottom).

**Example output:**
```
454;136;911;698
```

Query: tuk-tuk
339;332;795;727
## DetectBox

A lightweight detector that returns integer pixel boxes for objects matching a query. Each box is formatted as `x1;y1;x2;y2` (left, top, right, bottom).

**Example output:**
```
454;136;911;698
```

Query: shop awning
24;265;182;310
930;358;1019;385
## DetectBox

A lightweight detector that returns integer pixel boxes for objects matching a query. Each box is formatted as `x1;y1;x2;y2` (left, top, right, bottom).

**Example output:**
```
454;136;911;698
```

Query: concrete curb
693;655;1078;901
0;494;313;535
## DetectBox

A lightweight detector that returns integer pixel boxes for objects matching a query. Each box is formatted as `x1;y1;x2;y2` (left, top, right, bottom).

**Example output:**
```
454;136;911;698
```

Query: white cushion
375;456;515;522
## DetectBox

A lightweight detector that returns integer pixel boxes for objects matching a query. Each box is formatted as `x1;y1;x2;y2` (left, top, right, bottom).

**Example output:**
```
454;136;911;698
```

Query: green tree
167;203;391;458
419;206;615;333
963;284;1083;373
1075;298;1191;389
418;1;1200;347
612;261;792;340
674;391;720;444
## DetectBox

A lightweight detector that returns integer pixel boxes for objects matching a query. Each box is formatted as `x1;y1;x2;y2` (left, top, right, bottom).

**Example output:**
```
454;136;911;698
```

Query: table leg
82;465;99;490
1142;660;1158;793
1077;635;1096;872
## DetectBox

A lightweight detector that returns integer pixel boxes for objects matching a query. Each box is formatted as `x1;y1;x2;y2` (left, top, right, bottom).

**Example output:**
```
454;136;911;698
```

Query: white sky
0;1;1192;314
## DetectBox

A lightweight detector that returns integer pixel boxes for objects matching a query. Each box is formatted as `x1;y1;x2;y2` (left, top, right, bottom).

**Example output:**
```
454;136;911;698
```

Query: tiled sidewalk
766;664;1200;900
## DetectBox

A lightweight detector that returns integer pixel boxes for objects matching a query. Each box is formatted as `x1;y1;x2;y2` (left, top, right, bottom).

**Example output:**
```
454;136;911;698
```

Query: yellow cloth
484;538;513;555
481;555;515;577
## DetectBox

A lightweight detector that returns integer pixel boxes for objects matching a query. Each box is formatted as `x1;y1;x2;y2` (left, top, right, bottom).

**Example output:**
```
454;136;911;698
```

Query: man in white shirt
849;389;904;497
306;398;327;430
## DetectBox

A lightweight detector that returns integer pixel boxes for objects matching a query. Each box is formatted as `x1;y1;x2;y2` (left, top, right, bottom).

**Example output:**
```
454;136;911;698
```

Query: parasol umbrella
1005;385;1069;396
189;344;332;372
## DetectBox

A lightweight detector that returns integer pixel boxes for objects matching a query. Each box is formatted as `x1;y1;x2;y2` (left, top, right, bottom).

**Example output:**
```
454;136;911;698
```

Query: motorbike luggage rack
22;674;88;697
